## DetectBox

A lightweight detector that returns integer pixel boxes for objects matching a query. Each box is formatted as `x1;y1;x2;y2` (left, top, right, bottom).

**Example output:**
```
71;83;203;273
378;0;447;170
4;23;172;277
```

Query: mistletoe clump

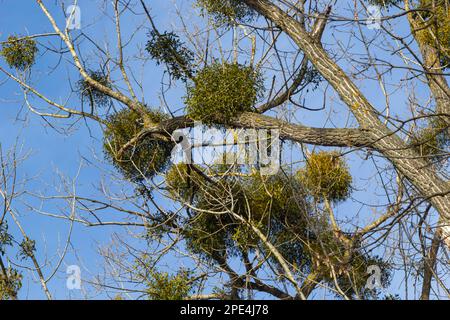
414;0;450;66
307;231;392;299
196;0;256;25
165;163;208;200
234;173;310;256
165;165;311;262
165;163;239;258
132;254;196;300
185;62;264;125
77;70;112;107
146;30;194;81
297;151;352;203
165;163;190;195
18;238;36;260
410;128;441;159
0;223;13;256
145;269;195;300
409;120;448;161
103;107;173;182
0;35;38;71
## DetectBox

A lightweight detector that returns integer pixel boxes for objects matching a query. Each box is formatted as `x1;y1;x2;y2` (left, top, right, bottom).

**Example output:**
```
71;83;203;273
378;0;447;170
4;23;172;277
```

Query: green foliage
0;267;22;300
166;164;238;257
165;164;311;263
297;151;352;203
0;223;13;256
409;119;449;161
196;0;256;25
103;107;173;182
165;163;205;200
410;127;441;158
235;173;310;253
133;254;195;300
184;208;236;260
77;70;111;107
145;269;195;300
414;0;450;67
185;62;264;125
18;238;36;260
146;30;194;81
0;223;21;300
0;35;38;71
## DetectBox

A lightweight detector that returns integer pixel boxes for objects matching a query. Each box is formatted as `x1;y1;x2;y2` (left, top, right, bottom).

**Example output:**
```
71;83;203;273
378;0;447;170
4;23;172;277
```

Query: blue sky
0;0;446;299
